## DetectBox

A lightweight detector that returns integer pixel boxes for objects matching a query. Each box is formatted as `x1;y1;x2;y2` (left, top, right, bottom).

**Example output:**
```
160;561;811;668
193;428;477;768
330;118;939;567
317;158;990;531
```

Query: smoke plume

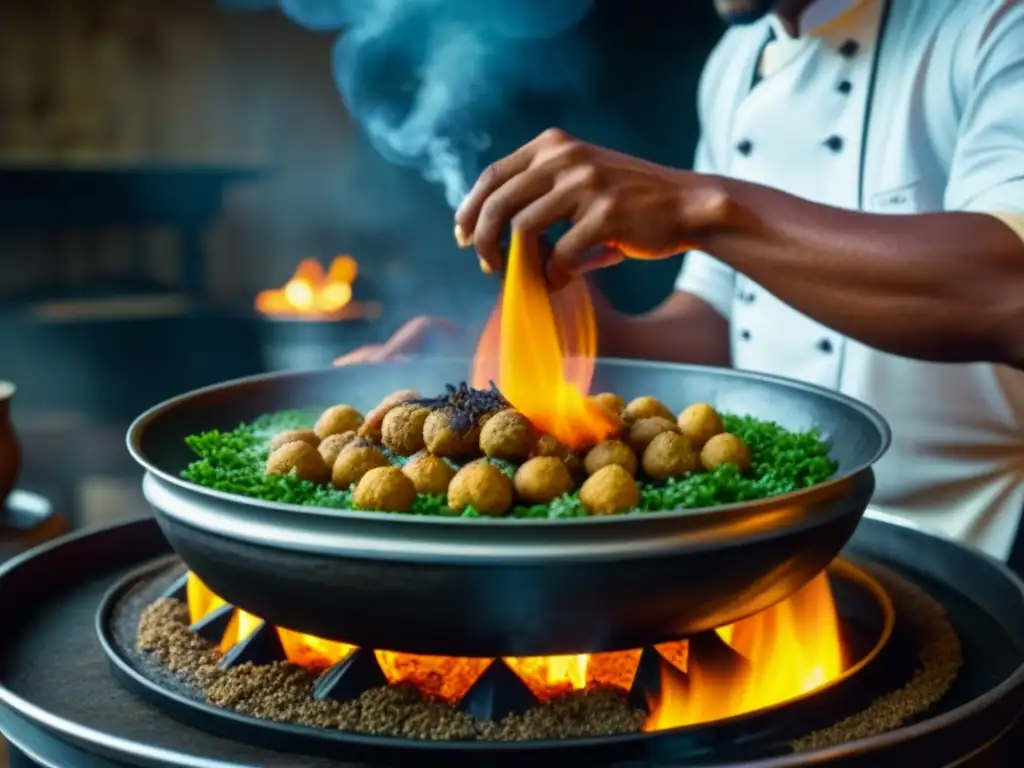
227;0;594;208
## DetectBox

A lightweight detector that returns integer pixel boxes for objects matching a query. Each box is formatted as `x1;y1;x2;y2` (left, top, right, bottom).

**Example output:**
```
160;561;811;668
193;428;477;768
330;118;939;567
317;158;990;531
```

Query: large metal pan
127;358;890;657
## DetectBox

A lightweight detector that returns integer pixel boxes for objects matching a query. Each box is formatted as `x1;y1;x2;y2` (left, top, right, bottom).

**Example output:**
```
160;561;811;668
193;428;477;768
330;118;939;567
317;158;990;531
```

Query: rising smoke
227;0;594;208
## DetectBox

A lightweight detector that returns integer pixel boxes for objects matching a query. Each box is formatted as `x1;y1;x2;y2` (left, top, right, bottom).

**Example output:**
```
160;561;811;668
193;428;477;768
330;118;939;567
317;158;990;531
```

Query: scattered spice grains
136;598;643;741
139;563;961;748
790;564;962;752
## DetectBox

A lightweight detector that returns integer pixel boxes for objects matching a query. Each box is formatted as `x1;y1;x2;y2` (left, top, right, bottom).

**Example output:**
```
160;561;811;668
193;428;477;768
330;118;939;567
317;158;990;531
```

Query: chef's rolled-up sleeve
944;0;1024;234
674;136;736;320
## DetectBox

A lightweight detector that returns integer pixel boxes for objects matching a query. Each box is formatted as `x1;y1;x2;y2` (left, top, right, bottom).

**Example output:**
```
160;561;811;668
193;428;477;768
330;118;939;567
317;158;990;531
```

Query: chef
336;0;1024;566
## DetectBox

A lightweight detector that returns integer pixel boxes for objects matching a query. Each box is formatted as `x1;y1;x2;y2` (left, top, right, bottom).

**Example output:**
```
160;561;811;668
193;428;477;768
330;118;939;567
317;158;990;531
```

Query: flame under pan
127;358;890;657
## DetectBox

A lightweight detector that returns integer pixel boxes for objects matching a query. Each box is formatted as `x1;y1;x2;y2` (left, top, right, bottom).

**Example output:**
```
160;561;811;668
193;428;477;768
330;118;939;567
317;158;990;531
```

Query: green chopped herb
179;409;837;518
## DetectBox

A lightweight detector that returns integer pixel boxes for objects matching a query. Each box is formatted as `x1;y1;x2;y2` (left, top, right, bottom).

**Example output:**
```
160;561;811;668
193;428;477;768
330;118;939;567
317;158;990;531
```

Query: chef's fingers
332;346;384;366
549;200;624;279
378;315;462;357
456;142;543;245
455;128;576;248
471;168;557;273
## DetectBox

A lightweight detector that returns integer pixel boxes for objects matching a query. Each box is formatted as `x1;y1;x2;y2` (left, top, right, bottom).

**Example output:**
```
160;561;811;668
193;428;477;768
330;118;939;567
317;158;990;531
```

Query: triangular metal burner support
313;648;389;702
219;621;286;668
458;659;539;720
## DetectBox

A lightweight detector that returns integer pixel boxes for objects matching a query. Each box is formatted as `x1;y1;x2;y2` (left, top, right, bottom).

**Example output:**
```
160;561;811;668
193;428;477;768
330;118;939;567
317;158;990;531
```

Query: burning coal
226;0;594;208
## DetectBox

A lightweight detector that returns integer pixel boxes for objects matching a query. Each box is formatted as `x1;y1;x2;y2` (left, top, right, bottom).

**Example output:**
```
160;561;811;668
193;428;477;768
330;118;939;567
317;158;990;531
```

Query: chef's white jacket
676;0;1024;560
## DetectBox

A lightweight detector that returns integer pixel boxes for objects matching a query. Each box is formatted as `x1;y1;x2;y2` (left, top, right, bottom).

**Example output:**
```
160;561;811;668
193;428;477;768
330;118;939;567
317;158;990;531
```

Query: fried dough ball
315;404;364;439
627;417;679;455
532;434;585;479
479;408;535;462
583;440;638;477
402;452;457;495
580;464;639;516
678;403;725;449
381;403;430;456
701;433;752;474
266;441;330;484
447;460;513;516
317;431;357;467
514;456;575;503
361;389;419;442
588;392;626;417
353;466;416;512
642;431;700;481
622;395;674;424
424;408;480;458
269;428;320;453
331;440;388;489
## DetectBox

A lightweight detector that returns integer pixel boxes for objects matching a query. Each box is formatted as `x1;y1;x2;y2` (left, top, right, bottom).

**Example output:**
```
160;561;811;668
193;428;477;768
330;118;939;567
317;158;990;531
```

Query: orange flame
471;231;615;449
645;573;844;729
254;256;357;319
183;570;845;724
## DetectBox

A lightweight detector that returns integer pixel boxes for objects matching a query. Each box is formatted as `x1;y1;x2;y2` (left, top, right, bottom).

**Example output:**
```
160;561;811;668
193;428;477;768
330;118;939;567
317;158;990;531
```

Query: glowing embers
177;562;891;730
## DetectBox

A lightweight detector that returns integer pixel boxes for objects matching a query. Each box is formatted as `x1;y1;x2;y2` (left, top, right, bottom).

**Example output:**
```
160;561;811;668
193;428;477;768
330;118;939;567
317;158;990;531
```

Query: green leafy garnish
179;409;836;518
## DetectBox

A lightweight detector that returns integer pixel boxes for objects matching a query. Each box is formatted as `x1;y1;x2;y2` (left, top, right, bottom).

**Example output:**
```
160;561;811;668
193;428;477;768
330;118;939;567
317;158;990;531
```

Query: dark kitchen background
0;0;723;532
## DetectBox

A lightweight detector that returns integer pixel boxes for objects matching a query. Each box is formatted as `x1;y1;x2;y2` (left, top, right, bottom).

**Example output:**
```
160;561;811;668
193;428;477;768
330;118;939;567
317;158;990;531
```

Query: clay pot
0;381;21;509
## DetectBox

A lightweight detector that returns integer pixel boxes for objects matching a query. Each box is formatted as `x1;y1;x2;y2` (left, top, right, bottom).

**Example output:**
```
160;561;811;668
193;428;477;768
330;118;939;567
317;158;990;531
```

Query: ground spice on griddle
136;598;645;742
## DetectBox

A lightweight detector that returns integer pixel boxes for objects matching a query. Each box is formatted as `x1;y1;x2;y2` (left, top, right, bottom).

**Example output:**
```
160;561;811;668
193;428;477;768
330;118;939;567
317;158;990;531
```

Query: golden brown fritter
588;392;626;417
479;408;536;462
677;403;725;449
627;417;679;455
514;456;575;503
314;404;364;439
266;441;330;484
423;408;480;458
269;429;320;453
331;441;389;489
583;440;638;477
353;466;416;512
701;433;752;473
447;460;513;516
642;431;700;481
360;389;420;442
622;396;674;424
532;434;585;479
579;464;639;516
317;431;358;467
402;452;457;495
381;403;430;456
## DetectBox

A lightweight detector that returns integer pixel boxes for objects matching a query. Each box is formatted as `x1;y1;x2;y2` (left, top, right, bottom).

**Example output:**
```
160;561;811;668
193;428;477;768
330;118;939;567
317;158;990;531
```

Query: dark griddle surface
0;520;344;768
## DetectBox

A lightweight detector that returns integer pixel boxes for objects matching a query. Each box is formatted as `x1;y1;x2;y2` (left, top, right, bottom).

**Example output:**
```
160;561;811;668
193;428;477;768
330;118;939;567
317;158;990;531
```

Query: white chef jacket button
737;290;755;303
824;135;844;152
736;139;754;156
837;80;853;94
817;338;834;354
839;40;859;57
740;329;752;341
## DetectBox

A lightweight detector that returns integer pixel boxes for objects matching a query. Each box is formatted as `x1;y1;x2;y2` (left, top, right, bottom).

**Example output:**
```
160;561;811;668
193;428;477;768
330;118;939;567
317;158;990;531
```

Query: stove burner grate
95;553;944;763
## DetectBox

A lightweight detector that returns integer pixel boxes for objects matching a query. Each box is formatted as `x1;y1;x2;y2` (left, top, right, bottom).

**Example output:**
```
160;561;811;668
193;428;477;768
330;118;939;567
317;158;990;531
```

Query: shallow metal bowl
127;358;890;656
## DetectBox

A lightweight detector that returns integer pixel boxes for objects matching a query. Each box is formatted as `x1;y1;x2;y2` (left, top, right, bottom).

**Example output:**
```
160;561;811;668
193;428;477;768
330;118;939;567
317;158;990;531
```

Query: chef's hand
332;316;461;366
454;128;730;283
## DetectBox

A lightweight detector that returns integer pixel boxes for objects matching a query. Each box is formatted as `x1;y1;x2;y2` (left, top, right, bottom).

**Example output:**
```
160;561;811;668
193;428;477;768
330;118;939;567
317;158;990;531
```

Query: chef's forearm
696;176;1024;367
590;285;732;366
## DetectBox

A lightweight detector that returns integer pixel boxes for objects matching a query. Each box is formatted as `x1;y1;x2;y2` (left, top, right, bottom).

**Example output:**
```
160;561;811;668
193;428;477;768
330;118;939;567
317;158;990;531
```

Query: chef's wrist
675;173;755;243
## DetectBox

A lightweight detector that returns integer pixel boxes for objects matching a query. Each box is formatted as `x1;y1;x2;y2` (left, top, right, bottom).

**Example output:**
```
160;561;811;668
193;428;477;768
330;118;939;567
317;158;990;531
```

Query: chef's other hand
332;316;460;366
454;128;730;281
